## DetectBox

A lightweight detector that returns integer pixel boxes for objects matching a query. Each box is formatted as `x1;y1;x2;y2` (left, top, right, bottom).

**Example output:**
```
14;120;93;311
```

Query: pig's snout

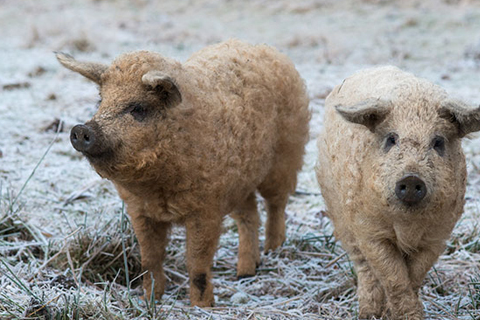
395;174;427;206
71;124;97;154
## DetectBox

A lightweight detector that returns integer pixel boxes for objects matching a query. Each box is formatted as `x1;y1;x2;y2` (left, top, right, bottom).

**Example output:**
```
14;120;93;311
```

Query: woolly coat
93;40;311;223
316;66;467;319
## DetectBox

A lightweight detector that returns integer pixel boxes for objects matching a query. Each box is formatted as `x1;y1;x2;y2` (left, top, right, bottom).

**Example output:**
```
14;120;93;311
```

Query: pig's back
181;39;309;204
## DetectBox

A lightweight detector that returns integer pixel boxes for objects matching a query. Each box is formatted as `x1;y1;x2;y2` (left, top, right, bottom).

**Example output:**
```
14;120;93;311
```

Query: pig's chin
82;150;117;179
86;154;154;187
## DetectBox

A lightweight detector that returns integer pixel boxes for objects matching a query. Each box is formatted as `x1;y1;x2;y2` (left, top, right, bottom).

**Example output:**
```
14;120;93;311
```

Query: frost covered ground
1;0;480;319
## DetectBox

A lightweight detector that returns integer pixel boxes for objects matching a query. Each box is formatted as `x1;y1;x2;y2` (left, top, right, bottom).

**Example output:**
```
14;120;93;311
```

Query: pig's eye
384;133;398;152
432;136;445;156
128;104;148;121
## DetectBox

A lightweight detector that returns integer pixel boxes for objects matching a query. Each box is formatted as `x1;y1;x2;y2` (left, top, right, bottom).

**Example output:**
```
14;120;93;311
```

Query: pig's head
336;90;480;213
56;52;184;185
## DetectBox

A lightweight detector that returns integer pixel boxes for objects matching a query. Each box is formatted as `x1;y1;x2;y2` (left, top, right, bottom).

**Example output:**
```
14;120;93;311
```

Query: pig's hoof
264;237;285;252
237;273;255;280
191;300;215;308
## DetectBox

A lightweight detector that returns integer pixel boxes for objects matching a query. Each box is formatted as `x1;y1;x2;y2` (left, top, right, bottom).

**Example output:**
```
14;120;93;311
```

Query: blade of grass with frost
151;279;181;319
26;294;63;318
453;289;463;317
146;274;157;319
0;291;23;316
128;270;149;312
102;269;121;314
121;201;130;296
17;218;46;246
0;259;39;301
467;275;480;314
428;266;446;295
9;128;60;213
58;293;80;320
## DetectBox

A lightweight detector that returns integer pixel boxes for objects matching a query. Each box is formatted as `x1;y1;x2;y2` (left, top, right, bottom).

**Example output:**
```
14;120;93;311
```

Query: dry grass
1;171;479;319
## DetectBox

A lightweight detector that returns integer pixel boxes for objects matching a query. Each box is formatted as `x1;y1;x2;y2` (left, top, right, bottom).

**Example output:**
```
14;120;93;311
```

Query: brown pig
316;66;480;319
57;39;310;307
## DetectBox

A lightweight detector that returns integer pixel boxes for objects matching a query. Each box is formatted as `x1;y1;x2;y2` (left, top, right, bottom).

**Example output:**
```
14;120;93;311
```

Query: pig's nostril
70;124;96;153
395;175;427;206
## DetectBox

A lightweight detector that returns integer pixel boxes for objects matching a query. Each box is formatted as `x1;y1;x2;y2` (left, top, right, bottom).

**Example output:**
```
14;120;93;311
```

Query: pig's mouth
387;194;431;214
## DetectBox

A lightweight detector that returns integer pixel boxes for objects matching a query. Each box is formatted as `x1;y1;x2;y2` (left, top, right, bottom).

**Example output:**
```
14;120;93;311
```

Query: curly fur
58;39;310;307
316;66;476;320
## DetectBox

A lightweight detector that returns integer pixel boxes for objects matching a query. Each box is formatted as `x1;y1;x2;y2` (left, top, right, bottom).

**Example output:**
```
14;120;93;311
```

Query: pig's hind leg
258;176;291;252
257;122;305;252
231;192;261;278
258;158;302;252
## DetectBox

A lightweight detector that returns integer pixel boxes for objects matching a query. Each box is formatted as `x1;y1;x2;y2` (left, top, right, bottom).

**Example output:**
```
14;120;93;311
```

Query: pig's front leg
185;215;222;307
130;214;171;301
359;238;424;320
406;242;446;293
348;246;386;319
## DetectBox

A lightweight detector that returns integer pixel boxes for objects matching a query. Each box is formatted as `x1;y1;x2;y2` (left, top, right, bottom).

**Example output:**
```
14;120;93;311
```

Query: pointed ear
55;52;107;85
335;98;392;132
142;71;182;108
438;99;480;137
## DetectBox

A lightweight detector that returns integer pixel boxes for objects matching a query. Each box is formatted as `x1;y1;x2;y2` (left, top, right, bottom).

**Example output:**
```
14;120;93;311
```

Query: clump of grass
465;273;480;319
0;260;119;320
0;209;148;320
287;232;338;255
446;222;480;254
427;266;449;296
0;187;47;265
0;209;36;243
0;187;35;242
48;214;142;288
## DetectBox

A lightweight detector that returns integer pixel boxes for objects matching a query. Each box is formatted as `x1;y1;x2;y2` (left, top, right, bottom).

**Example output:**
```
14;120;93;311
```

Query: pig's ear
439;99;480;137
55;52;107;85
335;99;392;132
142;71;182;108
